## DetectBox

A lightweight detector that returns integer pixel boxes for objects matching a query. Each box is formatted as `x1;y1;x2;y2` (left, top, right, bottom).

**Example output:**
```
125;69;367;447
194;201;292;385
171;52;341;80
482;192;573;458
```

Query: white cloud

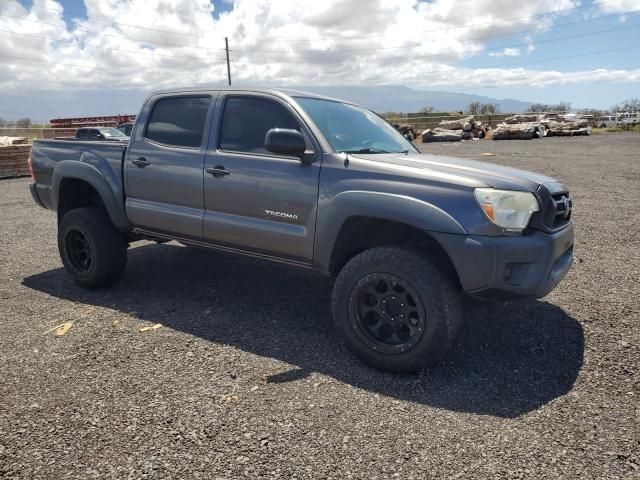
0;0;638;93
594;0;640;13
488;48;521;57
524;35;536;54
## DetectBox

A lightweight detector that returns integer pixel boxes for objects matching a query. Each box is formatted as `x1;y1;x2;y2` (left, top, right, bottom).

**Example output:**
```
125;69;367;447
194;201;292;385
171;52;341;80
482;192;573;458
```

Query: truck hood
353;152;563;192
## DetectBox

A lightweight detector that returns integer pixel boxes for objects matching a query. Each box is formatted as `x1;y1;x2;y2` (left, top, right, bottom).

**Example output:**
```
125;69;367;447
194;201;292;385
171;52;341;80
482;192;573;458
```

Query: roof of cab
147;86;354;106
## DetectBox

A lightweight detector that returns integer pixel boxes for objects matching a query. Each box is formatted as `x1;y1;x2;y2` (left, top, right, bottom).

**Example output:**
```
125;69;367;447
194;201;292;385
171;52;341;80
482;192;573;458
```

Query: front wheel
58;207;127;288
332;246;462;373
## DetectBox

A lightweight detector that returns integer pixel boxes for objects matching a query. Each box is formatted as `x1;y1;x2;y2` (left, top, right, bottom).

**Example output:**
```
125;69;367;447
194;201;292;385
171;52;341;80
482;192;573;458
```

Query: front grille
542;193;573;230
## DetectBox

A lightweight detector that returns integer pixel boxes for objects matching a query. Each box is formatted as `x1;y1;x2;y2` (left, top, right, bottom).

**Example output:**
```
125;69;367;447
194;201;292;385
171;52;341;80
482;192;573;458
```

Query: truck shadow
22;242;584;418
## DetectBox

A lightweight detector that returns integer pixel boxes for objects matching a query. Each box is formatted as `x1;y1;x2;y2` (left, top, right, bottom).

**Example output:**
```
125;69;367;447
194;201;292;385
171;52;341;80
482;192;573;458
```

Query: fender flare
313;190;466;274
52;158;130;231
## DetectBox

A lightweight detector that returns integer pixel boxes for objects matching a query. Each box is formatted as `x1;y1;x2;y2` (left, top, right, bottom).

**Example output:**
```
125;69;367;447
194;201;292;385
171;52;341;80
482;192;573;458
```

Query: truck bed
30;139;127;212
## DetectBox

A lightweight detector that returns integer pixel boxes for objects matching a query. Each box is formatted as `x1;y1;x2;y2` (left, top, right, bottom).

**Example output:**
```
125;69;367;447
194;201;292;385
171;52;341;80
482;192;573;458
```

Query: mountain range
0;85;533;121
290;85;533;113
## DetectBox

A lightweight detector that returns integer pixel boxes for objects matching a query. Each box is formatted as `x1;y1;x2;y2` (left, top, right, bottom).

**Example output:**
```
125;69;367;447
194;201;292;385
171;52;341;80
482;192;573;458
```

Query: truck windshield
99;128;127;138
295;97;418;154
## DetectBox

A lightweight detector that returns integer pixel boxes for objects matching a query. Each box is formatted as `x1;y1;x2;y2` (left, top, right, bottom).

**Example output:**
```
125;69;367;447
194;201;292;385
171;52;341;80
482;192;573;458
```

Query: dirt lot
1;133;639;479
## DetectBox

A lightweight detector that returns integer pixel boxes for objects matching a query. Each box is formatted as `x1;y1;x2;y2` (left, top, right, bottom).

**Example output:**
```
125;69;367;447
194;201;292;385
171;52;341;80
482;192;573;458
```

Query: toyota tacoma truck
28;88;574;372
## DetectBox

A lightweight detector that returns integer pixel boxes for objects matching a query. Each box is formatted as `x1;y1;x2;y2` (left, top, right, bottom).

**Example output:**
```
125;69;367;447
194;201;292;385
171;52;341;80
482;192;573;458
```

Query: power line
0;0;632;44
0;29;228;62
231;12;640;54
0;52;226;71
0;12;226;52
0;22;636;71
472;43;640;69
229;23;640;63
1;9;636;63
0;0;204;37
232;0;635;43
2;44;638;74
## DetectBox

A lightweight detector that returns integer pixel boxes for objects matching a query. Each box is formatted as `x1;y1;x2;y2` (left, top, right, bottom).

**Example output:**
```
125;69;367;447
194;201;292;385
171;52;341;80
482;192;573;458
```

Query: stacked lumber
491;122;547;140
393;124;420;141
492;113;547;140
0;136;29;146
0;145;31;178
503;114;541;124
421;115;488;143
541;118;592;136
421;128;463;142
492;113;592;140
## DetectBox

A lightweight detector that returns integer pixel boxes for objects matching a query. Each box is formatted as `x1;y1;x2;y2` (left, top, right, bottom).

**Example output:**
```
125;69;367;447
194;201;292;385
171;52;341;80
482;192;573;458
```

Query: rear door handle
206;166;230;178
131;157;150;168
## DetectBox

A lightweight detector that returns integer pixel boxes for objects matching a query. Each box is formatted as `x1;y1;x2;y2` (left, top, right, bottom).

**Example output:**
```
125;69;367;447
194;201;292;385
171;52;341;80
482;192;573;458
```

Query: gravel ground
1;133;639;479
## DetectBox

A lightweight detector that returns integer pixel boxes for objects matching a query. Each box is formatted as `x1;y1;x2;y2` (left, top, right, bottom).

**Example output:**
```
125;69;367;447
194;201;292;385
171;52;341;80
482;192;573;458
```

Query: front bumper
432;223;574;300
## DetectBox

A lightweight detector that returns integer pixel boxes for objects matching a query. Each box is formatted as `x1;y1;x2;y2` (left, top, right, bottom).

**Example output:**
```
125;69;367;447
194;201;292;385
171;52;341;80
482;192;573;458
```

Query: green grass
592;124;640;134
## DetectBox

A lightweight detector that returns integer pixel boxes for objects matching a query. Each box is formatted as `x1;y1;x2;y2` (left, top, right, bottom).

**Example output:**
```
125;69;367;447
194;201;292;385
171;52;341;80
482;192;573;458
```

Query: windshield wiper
340;148;390;154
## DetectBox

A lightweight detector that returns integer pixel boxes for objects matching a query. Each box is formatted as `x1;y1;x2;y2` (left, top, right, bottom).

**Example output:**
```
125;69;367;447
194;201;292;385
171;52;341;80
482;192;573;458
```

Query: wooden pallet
0;145;32;178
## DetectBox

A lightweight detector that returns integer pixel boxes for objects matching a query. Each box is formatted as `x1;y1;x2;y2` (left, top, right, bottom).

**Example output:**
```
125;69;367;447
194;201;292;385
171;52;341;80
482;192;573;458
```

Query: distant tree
579;108;604;119
0;117;7;128
526;103;547;113
611;98;640;111
15;117;32;128
418;106;435;113
466;101;481;115
526;102;571;113
480;103;499;114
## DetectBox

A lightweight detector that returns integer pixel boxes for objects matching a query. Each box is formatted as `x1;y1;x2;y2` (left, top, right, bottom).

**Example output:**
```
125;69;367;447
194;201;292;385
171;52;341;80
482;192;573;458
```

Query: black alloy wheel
350;273;426;355
65;229;93;272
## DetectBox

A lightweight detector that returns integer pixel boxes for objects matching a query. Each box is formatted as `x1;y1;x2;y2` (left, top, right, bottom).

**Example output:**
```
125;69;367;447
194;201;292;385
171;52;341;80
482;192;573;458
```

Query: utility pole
225;37;231;86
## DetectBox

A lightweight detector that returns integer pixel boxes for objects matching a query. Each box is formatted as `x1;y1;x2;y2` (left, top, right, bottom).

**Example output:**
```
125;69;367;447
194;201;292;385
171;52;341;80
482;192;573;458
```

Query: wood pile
421;116;488;143
0;136;29;146
421;128;463;142
503;114;541;124
393;124;420;141
492;113;590;140
0;145;32;178
491;122;546;140
541;118;592;136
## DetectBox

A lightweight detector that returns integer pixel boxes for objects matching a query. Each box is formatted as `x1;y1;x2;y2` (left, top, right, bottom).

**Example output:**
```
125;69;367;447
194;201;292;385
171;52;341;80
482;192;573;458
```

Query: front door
125;94;215;240
202;93;321;263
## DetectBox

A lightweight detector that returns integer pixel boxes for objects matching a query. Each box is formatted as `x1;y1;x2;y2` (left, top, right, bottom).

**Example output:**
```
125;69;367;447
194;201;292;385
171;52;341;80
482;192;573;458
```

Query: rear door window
146;96;211;148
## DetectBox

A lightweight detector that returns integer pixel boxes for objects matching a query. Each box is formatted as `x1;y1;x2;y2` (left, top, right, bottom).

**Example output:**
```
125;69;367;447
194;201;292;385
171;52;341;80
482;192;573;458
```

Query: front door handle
131;157;150;168
206;166;230;178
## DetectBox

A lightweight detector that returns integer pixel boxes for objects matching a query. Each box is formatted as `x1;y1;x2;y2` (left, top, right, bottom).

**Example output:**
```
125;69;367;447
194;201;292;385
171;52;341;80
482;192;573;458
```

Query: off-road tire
332;246;462;373
58;207;127;288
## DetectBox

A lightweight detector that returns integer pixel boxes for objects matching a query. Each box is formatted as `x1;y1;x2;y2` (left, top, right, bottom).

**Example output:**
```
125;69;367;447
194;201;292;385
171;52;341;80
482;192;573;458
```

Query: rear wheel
332;246;462;373
58;207;127;288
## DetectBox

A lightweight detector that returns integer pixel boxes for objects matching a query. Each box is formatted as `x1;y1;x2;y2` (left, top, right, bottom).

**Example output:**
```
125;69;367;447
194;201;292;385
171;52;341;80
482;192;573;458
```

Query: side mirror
265;128;307;158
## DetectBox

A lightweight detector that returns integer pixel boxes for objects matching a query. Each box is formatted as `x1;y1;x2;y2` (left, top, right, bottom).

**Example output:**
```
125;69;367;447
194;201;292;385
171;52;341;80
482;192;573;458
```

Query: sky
0;0;639;120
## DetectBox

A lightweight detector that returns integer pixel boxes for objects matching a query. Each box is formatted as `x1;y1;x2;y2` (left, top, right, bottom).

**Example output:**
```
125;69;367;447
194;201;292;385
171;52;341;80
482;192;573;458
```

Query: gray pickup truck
29;88;574;372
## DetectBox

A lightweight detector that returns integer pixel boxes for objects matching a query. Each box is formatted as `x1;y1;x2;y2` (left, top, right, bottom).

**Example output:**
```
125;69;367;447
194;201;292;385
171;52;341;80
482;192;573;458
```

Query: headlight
474;188;539;232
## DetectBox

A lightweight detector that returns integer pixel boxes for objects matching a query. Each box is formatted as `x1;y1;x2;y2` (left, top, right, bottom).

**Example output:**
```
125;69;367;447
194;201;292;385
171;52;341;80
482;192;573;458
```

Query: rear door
125;93;216;240
202;93;321;263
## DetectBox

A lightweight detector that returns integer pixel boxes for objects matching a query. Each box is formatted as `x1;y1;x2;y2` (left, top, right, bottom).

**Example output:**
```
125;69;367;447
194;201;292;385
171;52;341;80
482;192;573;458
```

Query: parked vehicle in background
618;112;639;125
599;115;620;128
598;112;639;128
116;122;134;136
28;87;574;373
579;115;597;128
75;127;129;142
